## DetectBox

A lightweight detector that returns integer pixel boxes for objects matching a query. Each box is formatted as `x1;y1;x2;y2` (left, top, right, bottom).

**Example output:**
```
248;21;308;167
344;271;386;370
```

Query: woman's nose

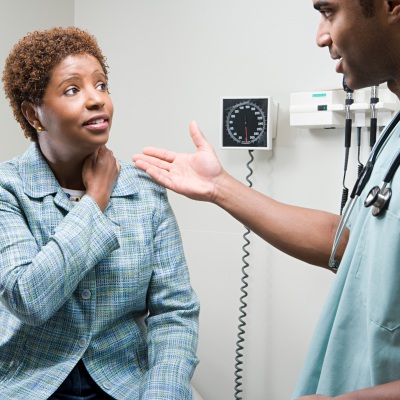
86;88;105;109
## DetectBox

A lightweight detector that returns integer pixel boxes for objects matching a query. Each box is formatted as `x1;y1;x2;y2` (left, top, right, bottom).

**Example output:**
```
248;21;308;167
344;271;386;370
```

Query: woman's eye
64;87;78;95
97;82;107;91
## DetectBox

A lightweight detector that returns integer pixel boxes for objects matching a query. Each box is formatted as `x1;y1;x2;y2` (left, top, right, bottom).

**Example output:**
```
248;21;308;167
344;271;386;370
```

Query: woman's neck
38;144;87;190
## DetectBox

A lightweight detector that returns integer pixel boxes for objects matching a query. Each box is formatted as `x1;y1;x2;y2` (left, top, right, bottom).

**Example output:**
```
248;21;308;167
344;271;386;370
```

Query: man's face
313;0;393;90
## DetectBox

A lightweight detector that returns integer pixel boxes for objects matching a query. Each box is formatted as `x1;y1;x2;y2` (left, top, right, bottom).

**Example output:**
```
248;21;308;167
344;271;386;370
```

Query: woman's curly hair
2;26;109;142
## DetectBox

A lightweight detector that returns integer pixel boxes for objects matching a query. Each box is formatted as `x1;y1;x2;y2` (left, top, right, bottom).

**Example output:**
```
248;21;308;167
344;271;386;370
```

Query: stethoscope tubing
329;196;357;270
383;147;400;183
328;111;400;270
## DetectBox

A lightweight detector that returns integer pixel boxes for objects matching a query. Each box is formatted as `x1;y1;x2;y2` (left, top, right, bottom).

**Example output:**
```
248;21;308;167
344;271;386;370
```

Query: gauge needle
244;115;248;143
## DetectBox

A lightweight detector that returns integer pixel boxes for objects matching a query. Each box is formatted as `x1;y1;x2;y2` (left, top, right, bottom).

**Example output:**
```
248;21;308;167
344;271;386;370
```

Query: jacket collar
20;143;139;199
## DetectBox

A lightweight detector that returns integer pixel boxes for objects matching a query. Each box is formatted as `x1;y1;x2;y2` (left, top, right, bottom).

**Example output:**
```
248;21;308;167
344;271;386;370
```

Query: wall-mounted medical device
219;95;278;398
221;97;278;150
289;87;399;129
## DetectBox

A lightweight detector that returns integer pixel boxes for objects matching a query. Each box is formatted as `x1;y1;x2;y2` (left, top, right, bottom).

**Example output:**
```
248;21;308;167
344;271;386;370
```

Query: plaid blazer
0;144;199;400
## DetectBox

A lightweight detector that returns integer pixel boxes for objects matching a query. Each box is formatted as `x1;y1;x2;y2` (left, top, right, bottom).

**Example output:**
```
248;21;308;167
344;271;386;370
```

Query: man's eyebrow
314;1;329;11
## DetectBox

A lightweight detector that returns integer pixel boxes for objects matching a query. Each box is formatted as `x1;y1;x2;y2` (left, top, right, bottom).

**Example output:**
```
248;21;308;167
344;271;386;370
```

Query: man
133;1;400;398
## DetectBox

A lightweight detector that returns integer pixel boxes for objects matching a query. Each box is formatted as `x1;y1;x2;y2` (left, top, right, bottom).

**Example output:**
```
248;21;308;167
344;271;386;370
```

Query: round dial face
223;99;268;148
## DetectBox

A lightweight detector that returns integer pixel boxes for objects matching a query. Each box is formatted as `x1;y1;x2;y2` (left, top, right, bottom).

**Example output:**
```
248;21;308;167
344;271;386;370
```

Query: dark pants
48;395;99;400
48;360;114;400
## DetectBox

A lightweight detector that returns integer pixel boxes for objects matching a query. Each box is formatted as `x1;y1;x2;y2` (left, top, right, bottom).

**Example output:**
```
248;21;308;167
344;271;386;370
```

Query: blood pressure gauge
221;97;277;150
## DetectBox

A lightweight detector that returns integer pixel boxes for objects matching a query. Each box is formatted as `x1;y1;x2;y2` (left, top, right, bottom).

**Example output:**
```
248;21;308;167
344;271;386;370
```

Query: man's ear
21;101;42;131
387;1;400;21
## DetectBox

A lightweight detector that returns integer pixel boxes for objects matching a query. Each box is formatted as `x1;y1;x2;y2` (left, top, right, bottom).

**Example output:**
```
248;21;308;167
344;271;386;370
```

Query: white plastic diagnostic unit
290;87;400;129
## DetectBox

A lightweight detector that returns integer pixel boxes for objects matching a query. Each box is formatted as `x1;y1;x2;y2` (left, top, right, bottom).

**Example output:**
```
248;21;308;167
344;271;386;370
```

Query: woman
0;27;199;400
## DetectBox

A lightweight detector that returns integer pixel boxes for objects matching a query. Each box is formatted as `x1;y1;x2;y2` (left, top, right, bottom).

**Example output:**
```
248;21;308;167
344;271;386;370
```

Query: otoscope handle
345;119;352;148
343;76;353;149
370;118;377;148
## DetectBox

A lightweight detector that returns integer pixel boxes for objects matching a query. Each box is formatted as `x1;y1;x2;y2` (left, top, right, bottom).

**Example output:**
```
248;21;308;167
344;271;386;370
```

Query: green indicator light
312;93;327;98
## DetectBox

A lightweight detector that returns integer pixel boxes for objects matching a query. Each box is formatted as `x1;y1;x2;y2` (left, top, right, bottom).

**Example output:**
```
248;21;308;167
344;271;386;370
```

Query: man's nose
316;19;332;48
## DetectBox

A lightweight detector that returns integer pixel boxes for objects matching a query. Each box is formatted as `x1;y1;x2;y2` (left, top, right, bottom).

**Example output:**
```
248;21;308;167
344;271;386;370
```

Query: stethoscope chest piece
364;185;392;216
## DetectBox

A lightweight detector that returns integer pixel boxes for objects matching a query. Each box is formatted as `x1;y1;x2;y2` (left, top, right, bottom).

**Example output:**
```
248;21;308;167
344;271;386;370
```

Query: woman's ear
21;101;44;132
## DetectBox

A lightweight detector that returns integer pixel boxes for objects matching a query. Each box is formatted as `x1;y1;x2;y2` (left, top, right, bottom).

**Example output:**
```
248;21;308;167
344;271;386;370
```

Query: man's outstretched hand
133;121;225;202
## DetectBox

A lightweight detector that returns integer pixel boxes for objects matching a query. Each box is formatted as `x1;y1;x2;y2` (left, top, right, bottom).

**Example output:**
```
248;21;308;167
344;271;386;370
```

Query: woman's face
35;53;114;160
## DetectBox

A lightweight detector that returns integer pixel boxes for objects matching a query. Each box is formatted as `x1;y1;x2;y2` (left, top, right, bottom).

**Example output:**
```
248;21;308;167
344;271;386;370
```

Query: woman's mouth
84;118;107;126
83;117;109;131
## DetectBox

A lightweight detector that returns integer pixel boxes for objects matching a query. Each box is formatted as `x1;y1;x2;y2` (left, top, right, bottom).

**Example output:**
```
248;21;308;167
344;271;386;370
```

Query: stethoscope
329;111;400;271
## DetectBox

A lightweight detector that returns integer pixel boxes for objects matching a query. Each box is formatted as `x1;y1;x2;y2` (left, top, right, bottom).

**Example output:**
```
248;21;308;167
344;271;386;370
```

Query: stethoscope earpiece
364;185;392;216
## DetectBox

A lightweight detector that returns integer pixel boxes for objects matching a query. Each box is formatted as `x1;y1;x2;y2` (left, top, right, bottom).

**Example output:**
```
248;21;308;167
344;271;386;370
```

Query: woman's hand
83;145;120;211
133;121;225;202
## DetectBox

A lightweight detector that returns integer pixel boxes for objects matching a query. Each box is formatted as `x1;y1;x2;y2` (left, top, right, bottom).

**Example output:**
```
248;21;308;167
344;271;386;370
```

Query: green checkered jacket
0;144;199;400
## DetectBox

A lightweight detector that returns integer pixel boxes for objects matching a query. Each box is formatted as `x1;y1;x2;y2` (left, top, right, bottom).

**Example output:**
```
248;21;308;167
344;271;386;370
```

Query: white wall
74;2;343;399
1;1;367;399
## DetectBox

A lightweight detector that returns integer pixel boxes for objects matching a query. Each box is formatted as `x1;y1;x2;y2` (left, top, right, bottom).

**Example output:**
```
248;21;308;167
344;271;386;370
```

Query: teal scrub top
292;119;400;398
